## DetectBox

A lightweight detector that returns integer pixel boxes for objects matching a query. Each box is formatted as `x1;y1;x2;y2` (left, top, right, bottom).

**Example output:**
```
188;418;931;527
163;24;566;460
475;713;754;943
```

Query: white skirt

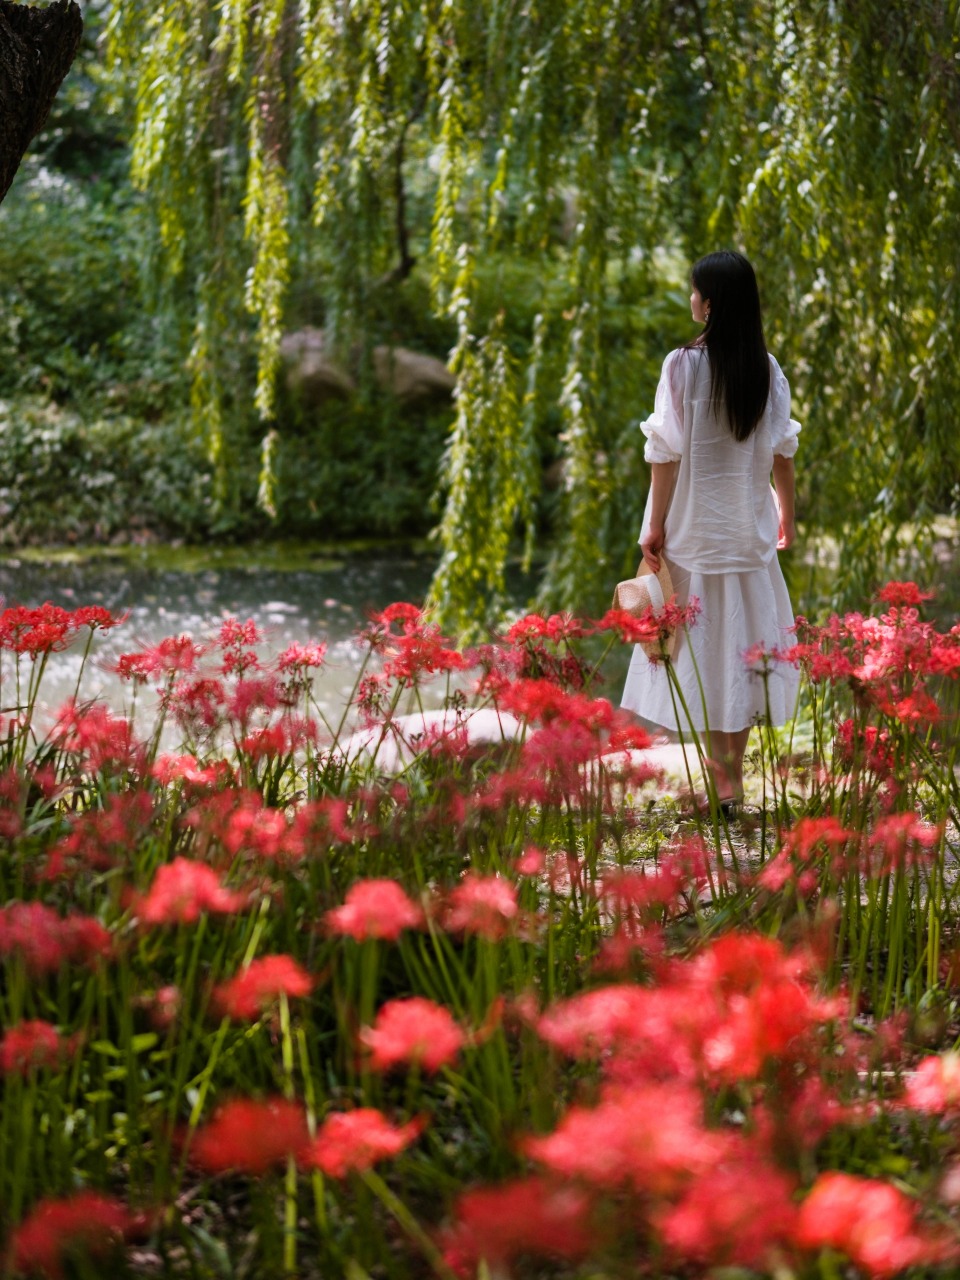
620;556;800;734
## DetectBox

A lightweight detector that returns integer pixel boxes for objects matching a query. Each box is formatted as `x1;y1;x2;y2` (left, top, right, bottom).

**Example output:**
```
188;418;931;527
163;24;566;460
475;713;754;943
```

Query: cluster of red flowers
442;931;955;1276
0;902;111;973
788;583;960;726
187;1096;424;1181
9;1191;138;1279
3;589;959;1279
0;1020;76;1076
0;602;125;656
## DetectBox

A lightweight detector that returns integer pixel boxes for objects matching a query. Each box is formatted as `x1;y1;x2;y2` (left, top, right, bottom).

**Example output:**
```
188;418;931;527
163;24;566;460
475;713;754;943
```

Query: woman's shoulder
662;345;705;378
766;351;790;391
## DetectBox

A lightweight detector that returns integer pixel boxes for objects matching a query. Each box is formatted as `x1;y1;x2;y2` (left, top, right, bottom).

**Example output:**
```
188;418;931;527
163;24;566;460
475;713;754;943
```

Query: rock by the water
372;346;456;403
281;328;355;404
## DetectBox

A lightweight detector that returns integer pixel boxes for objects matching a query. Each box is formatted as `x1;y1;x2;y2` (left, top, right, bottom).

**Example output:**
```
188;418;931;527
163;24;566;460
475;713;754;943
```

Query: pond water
0;544;457;729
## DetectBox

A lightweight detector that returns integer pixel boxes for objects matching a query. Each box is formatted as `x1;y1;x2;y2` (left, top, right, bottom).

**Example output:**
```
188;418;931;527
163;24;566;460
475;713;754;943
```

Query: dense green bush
0;400;212;546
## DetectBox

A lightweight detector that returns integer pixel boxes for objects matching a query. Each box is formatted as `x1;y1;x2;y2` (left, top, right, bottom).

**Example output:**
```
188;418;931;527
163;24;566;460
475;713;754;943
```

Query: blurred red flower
441;1176;595;1275
215;955;313;1019
903;1053;960;1114
795;1171;957;1276
325;878;424;941
442;873;518;940
359;997;465;1074
190;1097;310;1174
523;1081;724;1194
302;1108;425;1177
277;641;327;671
877;581;933;608
136;858;247;925
657;1155;798;1270
0;1020;72;1076
0;903;111;973
10;1191;134;1279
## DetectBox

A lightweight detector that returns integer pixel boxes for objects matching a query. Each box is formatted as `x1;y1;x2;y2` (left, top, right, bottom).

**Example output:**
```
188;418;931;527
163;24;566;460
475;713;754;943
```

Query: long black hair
689;250;769;442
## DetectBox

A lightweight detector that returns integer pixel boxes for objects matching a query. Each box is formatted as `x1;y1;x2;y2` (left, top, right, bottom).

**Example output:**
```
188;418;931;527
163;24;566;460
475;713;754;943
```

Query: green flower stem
360;1168;459;1280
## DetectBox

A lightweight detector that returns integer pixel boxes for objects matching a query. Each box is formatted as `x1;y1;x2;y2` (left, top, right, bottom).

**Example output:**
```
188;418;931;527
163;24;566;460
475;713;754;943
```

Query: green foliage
0;399;212;546
429;254;538;636
4;0;958;622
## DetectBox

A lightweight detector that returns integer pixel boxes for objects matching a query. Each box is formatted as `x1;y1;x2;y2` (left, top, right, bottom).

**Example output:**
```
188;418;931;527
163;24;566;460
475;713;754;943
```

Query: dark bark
0;0;83;206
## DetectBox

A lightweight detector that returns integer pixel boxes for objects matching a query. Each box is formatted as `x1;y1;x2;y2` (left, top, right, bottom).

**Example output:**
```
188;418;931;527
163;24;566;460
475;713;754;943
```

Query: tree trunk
0;0;82;207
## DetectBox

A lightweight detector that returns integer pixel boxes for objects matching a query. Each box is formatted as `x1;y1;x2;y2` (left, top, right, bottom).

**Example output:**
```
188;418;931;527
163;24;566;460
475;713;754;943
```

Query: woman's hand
777;517;796;550
641;522;666;572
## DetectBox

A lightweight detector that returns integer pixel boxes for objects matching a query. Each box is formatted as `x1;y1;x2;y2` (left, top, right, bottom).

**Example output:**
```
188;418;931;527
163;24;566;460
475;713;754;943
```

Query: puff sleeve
767;356;801;458
641;350;686;464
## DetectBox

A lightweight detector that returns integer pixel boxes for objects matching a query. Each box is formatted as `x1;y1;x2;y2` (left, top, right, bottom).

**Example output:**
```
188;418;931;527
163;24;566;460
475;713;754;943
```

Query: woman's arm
641;460;679;571
772;455;796;549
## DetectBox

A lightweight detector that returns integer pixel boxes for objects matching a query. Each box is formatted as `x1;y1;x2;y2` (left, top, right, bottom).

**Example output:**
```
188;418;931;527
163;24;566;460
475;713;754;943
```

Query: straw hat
611;559;679;660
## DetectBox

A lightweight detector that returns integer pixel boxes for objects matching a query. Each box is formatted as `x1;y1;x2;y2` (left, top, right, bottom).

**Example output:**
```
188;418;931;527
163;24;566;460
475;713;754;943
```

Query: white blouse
640;347;801;575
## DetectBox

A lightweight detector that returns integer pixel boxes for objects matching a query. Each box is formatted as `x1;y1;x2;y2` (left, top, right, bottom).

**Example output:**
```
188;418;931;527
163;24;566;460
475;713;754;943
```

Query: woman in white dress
620;250;801;807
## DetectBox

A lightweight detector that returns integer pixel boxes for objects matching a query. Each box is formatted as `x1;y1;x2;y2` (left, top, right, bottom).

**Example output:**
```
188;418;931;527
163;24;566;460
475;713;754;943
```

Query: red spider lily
538;934;845;1086
359;997;466;1074
9;1191;135;1279
135;858;247;925
506;613;586;644
535;984;654;1061
52;702;144;773
514;845;546;875
440;1176;595;1276
0;1020;74;1076
284;794;378;853
903;1053;960;1114
240;717;317;761
886;688;942;725
0;903;111;973
877;581;934;608
603;715;654;754
42;790;154;880
214;955;313;1020
655;1154;799;1271
218;616;262;676
355;672;391;721
868;812;942;874
302;1108;425;1177
381;627;469;683
190;1097;310;1174
599;862;688;917
757;816;859;893
169;676;227;737
371;601;423;631
0;603;74;655
795;1171;957;1276
742;641;794;674
523;1081;726;1194
834;718;894;775
151;753;230;788
324;879;424;942
70;605;127;631
277;641;327;671
221;796;288;860
112;634;205;683
591;607;662;646
441;873;518;940
225;674;281;729
496;678;614;729
686;933;846;1083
